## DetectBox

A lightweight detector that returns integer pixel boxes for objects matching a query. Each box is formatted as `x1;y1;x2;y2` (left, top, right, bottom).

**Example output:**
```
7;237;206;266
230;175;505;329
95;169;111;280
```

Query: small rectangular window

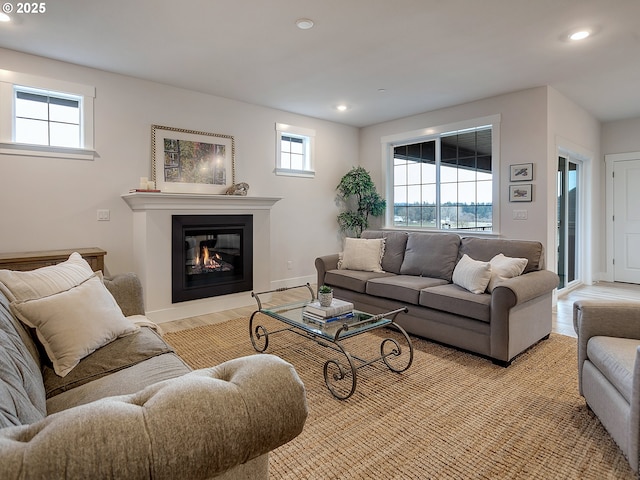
275;123;315;177
0;70;95;160
14;88;81;148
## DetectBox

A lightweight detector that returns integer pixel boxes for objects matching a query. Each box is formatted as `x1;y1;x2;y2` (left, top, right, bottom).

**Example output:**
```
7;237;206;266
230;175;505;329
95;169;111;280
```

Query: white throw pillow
338;237;385;273
0;252;94;303
487;253;529;292
452;254;492;294
10;274;139;377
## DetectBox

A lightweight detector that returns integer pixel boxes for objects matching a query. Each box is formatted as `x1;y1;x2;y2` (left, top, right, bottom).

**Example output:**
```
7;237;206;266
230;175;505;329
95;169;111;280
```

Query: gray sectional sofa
0;255;307;480
316;230;559;366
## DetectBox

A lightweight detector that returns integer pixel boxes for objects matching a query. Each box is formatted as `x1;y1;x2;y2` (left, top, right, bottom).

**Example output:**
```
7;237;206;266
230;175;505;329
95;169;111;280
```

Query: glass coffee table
250;283;413;399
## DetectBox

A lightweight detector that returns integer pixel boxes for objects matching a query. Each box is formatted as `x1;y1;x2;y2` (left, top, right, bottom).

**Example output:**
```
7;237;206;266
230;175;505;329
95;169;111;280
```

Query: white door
614;159;640;283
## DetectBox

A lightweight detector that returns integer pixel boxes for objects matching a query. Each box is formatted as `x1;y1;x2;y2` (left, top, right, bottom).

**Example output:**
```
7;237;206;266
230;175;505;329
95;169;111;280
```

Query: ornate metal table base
250;284;413;400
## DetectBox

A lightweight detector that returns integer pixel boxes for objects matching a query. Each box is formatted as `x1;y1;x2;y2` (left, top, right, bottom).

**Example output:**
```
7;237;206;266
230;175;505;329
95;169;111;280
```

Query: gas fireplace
171;214;253;303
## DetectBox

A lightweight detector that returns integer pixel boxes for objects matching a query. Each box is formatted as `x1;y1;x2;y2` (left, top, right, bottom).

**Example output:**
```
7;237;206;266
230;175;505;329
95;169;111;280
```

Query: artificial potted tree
336;166;386;238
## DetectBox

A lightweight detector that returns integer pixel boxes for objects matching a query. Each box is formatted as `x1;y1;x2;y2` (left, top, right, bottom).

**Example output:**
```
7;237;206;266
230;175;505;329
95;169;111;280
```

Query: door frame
556;151;586;292
605;152;640;282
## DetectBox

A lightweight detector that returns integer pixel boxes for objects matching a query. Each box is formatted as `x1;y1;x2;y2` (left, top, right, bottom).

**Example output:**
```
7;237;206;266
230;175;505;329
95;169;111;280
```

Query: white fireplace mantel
121;192;282;211
121;191;281;323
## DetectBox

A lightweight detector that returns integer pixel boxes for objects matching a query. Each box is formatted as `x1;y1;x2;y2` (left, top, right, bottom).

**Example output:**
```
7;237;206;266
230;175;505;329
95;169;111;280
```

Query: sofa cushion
361;230;409;274
0;292;47;427
587;336;640;403
400;232;461;281
338;237;385;273
366;275;448;305
487;254;528;292
46;352;191;415
459;237;543;273
0;328;47;428
452;254;492;294
43;326;174;399
325;269;394;293
419;284;491;322
11;274;140;377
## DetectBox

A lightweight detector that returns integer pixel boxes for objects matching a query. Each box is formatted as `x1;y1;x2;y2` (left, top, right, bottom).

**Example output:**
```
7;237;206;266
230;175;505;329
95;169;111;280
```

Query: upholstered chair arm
315;254;340;287
630;346;640;472
574;300;640;395
104;272;145;316
491;270;559;307
0;354;308;480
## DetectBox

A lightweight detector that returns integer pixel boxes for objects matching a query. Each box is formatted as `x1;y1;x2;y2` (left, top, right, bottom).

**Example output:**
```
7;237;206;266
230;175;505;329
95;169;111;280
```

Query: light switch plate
513;209;528;220
97;209;110;221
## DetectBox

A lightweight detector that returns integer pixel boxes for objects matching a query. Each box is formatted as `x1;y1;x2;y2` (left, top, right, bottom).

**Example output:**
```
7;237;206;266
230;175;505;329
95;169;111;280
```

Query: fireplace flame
195;248;223;269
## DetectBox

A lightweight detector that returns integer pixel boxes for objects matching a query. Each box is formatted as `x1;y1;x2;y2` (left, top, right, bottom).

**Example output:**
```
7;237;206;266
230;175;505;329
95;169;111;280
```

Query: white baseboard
147;274;317;323
269;274;316;291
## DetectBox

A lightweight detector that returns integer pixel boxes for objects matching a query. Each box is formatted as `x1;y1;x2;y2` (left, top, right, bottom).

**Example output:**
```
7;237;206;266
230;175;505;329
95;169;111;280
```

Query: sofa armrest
104;272;145;316
574;300;640;395
491;270;559;307
0;354;308;480
315;254;340;287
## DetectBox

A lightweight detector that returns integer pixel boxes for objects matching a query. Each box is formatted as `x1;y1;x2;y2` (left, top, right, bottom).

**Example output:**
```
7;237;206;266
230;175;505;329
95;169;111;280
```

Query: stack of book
302;298;355;327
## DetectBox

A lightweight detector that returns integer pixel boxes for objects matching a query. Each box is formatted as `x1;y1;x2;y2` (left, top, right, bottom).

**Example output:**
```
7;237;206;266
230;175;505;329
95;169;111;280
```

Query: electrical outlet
512;209;528;220
97;209;110;221
287;260;293;270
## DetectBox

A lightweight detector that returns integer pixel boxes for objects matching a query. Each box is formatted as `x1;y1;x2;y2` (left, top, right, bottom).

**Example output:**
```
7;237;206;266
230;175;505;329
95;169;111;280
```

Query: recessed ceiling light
568;29;591;41
0;12;11;22
336;105;348;112
295;18;314;30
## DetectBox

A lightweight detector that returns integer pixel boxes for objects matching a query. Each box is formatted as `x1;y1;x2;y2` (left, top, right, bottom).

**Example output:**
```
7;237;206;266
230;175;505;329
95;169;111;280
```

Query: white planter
318;291;333;307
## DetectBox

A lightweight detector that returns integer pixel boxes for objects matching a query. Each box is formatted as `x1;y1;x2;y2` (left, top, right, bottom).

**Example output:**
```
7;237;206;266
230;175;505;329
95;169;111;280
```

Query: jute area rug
164;314;634;479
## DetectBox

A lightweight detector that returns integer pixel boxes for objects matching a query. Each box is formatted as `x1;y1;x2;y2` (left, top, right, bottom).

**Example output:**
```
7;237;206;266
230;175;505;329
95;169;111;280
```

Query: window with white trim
15;87;82;148
0;70;95;160
383;115;500;232
275;123;315;177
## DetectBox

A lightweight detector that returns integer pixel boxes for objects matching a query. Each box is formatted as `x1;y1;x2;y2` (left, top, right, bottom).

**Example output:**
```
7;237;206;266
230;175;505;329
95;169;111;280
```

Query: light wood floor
554;281;640;337
161;282;640;338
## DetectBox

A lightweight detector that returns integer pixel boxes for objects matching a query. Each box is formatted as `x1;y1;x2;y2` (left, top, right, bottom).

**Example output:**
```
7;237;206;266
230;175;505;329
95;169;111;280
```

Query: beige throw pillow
487;253;528;292
0;252;94;303
10;274;139;377
452;254;492;294
338;237;385;273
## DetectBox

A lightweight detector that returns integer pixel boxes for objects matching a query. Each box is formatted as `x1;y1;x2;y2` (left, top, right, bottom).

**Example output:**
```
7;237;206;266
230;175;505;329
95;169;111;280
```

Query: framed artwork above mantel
151;125;235;194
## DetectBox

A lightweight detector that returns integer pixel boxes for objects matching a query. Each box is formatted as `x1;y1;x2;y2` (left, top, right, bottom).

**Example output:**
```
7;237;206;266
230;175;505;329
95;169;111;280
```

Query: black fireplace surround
172;214;253;303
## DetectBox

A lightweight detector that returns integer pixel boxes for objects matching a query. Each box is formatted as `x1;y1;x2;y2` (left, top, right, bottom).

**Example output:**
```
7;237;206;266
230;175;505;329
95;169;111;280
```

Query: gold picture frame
151;125;235;194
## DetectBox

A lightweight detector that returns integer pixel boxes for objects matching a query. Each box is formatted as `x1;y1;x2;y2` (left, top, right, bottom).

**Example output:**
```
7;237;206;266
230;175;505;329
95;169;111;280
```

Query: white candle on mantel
140;177;148;190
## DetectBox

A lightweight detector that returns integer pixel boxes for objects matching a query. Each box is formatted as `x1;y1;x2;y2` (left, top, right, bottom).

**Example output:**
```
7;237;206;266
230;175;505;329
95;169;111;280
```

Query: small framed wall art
151;125;235;194
509;184;532;202
510;163;533;182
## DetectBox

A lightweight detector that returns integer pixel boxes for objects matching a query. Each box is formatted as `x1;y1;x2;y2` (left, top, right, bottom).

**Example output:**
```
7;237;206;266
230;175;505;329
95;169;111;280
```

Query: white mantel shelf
121;192;282;211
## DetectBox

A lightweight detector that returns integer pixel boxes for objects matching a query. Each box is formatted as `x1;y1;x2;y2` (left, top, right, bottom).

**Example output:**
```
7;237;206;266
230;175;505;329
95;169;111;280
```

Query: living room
1;1;640;478
0;2;639;320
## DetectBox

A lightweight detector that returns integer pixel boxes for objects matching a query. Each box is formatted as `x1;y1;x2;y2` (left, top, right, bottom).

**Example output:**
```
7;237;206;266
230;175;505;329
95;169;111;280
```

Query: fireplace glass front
172;215;253;303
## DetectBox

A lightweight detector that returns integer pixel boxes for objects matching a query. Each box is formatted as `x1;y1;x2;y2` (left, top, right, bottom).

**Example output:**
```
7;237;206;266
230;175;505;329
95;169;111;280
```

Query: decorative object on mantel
225;182;249;196
151;125;235;195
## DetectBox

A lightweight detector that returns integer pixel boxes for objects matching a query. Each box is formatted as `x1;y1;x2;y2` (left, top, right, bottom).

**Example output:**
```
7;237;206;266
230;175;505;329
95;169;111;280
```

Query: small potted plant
318;285;333;307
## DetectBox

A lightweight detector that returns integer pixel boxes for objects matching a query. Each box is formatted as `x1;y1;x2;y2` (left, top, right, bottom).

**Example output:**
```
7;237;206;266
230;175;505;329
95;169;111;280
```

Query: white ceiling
1;0;639;127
